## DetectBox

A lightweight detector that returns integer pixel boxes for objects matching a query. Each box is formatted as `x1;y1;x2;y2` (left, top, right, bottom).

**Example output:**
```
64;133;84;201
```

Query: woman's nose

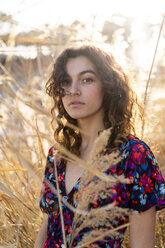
67;81;81;96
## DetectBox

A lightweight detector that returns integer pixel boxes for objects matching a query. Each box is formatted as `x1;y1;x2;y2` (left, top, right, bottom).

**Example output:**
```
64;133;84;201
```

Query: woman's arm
129;206;156;248
34;214;48;248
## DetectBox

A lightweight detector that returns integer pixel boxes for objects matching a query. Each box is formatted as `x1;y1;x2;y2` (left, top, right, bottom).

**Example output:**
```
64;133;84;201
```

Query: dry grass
0;55;54;247
68;129;129;247
0;37;165;247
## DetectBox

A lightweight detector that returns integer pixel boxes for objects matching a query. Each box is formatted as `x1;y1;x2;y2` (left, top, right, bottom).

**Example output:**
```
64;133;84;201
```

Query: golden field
0;16;165;247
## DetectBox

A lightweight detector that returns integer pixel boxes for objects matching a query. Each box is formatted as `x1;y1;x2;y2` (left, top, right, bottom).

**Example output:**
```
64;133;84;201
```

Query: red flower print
145;178;153;193
133;151;146;164
137;144;145;152
132;200;138;204
133;152;142;160
93;201;98;208
49;168;53;173
46;198;51;203
128;176;134;184
68;226;73;233
110;167;117;174
58;174;64;182
139;174;153;193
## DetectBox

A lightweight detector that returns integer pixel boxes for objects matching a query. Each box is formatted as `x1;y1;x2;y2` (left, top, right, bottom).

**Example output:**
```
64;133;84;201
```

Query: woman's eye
82;78;94;83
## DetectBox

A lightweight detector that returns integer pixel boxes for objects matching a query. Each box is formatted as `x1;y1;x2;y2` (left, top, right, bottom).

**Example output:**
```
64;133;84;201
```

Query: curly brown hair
46;45;142;156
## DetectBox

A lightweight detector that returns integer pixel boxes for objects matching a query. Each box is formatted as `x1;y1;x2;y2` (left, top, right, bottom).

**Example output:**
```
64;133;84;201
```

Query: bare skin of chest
65;150;91;195
65;162;84;195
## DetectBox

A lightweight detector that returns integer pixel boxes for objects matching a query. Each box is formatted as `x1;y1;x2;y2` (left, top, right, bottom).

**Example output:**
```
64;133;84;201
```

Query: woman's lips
69;101;85;107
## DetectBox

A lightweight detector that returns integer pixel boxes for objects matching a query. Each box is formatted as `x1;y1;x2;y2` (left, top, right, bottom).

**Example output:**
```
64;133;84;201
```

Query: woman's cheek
61;98;67;110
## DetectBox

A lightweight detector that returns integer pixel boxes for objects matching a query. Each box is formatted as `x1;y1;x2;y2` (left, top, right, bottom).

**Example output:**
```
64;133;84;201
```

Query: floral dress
40;135;165;247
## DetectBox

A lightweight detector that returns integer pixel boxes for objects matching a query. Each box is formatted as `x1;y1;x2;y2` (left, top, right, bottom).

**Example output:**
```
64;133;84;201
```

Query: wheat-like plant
0;17;165;248
59;128;129;248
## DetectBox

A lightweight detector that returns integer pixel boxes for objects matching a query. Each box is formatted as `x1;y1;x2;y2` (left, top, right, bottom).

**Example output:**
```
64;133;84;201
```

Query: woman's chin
67;111;87;120
68;114;84;120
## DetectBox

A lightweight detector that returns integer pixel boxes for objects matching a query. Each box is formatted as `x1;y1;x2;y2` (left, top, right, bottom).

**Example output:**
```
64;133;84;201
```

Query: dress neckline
61;159;81;197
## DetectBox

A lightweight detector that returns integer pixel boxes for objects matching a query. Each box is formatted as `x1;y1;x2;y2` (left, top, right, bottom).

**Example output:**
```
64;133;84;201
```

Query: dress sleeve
125;139;165;213
40;146;58;216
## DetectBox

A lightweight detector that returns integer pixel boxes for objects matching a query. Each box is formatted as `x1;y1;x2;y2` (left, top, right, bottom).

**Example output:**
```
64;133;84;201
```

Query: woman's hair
46;45;142;155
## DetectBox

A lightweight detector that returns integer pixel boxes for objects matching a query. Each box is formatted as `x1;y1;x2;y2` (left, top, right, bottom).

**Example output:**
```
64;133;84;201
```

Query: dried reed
0;20;164;248
65;128;129;247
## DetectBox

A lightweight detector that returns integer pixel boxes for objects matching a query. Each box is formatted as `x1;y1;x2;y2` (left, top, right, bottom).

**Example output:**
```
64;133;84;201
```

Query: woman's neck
78;113;105;153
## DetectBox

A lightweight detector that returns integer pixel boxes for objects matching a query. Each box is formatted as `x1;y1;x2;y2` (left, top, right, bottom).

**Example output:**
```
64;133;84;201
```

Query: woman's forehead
65;56;97;75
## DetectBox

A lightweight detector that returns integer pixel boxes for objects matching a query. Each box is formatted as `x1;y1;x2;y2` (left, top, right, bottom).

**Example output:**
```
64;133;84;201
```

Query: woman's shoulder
121;134;150;149
44;146;55;168
45;144;64;173
118;134;159;175
120;134;154;158
118;135;165;212
47;143;61;162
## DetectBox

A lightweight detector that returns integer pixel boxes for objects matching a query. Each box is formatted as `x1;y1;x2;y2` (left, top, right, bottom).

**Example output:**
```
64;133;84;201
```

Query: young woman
35;46;165;248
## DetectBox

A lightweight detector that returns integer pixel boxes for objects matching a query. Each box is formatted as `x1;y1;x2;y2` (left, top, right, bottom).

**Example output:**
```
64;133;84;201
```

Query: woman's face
61;56;104;122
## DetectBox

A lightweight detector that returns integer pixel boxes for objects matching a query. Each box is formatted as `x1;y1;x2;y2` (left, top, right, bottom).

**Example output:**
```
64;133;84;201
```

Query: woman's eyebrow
79;70;96;76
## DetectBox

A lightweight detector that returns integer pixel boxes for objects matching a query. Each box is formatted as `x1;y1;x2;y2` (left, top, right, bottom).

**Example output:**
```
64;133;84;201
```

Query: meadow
0;19;165;247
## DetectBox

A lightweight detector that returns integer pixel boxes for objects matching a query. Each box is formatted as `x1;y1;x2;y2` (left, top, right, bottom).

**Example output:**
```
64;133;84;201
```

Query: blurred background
0;0;165;247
